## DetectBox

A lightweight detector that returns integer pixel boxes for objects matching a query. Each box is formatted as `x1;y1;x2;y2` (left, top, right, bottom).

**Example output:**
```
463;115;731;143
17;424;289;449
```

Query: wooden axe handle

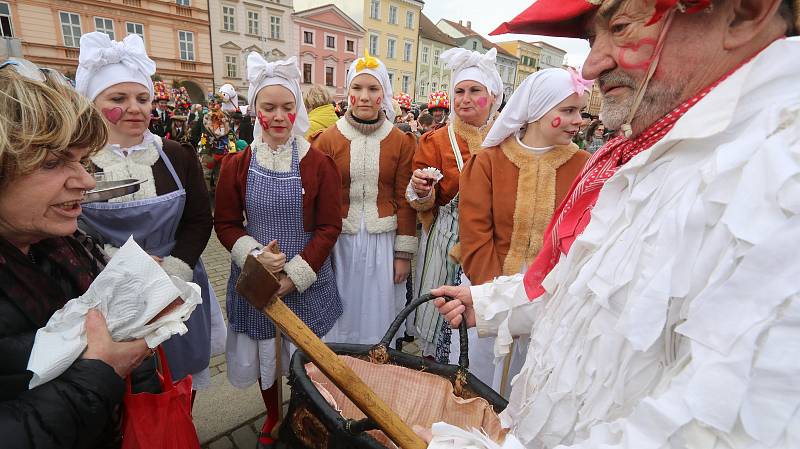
236;255;426;449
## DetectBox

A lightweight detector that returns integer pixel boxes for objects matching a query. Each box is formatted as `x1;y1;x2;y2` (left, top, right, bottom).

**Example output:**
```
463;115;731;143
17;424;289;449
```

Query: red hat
490;0;597;38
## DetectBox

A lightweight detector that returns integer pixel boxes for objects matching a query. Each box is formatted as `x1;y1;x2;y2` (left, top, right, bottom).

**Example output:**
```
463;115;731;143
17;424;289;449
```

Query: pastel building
496;40;542;89
292;3;365;101
414;12;456;104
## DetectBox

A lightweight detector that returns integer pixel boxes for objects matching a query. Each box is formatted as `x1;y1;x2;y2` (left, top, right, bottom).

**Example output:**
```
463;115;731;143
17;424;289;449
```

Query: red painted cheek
102;107;124;125
349;95;356;106
375;97;382;106
257;111;270;130
550;117;562;128
288;112;296;124
476;96;489;109
618;38;658;71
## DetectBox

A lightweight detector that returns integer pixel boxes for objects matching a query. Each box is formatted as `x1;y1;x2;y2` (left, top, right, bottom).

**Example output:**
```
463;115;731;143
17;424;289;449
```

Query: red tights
257;379;280;444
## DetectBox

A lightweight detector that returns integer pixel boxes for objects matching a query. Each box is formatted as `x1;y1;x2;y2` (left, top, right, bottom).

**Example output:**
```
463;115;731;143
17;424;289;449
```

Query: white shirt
429;39;800;449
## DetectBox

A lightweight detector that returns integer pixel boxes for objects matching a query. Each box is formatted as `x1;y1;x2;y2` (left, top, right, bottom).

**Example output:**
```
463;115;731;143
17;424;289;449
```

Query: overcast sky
420;0;591;66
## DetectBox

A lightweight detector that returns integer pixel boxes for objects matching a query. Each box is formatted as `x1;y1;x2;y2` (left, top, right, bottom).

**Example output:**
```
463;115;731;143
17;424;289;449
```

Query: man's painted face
582;0;696;134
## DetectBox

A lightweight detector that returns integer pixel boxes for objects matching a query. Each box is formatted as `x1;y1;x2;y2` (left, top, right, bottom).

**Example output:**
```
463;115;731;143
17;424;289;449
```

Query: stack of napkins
27;237;202;388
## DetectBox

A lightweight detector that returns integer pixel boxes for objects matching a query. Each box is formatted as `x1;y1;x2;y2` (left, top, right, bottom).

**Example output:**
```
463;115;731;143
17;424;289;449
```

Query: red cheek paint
550;117;562;128
350;95;356;106
288;112;296;124
257;111;270;130
102;107;124;125
476;96;489;109
618;38;658;71
375;97;382;106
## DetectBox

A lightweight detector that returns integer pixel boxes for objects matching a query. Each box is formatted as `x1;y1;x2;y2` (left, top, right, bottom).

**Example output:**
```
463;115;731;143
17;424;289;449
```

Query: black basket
278;294;507;449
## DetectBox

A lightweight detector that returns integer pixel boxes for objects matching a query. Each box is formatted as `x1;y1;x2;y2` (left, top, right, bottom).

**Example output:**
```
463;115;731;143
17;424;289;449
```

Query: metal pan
82;179;146;204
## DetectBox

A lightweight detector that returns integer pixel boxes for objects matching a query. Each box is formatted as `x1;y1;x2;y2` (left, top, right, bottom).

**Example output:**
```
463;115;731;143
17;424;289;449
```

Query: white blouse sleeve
471;274;545;359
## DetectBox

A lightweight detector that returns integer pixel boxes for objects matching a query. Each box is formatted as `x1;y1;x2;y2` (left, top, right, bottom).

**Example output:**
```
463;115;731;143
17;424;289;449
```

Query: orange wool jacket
312;117;418;254
459;137;591;285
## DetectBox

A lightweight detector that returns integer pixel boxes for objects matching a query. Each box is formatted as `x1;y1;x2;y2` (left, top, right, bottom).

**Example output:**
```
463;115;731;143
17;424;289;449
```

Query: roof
292;3;366;34
440;19;517;59
530;40;568;55
419;13;458;47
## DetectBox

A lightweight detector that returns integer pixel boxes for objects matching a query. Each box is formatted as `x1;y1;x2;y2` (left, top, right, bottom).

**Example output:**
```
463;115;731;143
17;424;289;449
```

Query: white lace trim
251;136;311;172
90;133;162;201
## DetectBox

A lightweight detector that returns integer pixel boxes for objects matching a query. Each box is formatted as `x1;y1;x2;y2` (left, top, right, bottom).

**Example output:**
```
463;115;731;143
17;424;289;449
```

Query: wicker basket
278;294;508;449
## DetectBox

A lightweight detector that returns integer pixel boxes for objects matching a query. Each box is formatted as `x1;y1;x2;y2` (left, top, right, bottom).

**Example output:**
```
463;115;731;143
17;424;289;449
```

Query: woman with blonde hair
74;32;222;397
0;58;156;446
304;84;338;138
313;53;417;345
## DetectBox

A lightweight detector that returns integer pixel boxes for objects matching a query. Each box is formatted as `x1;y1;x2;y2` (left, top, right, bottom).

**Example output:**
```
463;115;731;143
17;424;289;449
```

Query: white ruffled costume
429;38;800;449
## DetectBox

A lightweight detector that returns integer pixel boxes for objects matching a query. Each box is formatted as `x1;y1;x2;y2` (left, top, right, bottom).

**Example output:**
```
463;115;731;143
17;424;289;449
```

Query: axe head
236;254;281;310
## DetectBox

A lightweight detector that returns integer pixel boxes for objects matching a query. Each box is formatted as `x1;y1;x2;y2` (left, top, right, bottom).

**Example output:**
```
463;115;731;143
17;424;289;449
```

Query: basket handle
377;293;470;370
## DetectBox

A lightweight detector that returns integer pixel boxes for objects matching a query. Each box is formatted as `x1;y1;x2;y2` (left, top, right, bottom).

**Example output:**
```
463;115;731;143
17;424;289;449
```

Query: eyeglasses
0;58;72;88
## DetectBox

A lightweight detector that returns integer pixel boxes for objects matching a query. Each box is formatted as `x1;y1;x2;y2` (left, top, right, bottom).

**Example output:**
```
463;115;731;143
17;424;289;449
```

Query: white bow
440;47;498;78
247;53;301;95
76;33;155;96
440;47;504;120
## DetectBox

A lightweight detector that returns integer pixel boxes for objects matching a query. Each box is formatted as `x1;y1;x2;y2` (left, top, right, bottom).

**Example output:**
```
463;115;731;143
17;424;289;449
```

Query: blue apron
80;146;214;381
226;141;341;340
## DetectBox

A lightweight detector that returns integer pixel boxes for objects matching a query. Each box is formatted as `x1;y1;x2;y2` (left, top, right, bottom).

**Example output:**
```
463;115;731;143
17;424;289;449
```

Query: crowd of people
0;0;798;448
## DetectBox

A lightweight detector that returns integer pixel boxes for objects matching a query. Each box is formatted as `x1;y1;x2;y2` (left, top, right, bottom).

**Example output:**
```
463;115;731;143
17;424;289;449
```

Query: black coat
0;235;158;449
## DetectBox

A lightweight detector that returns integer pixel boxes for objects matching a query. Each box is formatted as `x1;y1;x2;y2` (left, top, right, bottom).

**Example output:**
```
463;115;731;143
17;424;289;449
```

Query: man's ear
723;0;785;49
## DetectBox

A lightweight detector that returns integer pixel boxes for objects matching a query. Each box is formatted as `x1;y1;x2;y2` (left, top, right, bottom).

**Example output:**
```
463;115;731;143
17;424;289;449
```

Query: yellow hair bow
355;51;379;73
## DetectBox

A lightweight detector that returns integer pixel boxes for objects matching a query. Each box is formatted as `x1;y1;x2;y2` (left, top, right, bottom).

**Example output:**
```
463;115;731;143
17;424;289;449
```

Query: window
0;2;12;37
403;42;412;62
269;16;281;40
387;72;394;85
433;49;440;66
176;0;190;5
222;5;235;32
225;55;238;78
418;83;426;98
402;75;410;93
388;6;397;25
303;30;313;45
325;66;334;86
421;46;429;64
472;41;477;50
94;17;115;40
387;38;395;59
59;12;82;48
325;35;335;49
369;34;378;56
126;22;144;41
370;0;380;20
405;11;414;29
303;63;312;84
178;30;194;61
247;11;259;35
346;39;354;52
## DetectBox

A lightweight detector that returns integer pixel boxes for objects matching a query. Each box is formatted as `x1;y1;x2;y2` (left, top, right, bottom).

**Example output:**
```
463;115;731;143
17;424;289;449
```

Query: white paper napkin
27;237;202;388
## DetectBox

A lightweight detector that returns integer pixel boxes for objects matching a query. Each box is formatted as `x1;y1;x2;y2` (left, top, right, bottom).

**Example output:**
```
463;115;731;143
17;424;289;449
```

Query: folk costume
75;32;223;390
214;54;343;443
430;2;800;448
406;47;503;361
315;53;418;345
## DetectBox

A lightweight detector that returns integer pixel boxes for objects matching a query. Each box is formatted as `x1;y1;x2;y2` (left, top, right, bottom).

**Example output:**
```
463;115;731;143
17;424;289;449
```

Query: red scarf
523;72;738;300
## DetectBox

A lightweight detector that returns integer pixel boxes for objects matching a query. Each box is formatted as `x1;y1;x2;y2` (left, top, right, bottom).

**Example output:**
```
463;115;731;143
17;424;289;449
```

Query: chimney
467;21;472;29
458;20;463;26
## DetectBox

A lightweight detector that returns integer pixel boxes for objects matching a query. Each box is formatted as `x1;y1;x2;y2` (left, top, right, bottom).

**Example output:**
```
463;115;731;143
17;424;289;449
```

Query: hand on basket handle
431;285;476;329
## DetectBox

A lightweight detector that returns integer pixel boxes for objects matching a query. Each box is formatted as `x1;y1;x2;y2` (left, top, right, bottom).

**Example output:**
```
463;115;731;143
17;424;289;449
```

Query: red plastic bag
121;346;200;449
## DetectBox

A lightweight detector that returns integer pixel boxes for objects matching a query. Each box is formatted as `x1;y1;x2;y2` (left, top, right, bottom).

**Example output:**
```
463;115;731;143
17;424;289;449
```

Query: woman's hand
82;309;151;378
430;285;476;329
277;274;296;297
411;169;435;198
256;240;286;274
393;258;411;284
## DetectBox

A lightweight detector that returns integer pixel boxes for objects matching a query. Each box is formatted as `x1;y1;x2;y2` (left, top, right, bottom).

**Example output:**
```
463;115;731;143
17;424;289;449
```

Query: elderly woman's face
348;74;383;121
94;82;151;139
0;147;95;251
453;80;493;127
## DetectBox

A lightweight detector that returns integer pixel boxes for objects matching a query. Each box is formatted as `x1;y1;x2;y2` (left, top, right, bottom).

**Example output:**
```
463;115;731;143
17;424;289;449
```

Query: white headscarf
76;32;156;101
440;47;504;120
219;83;239;113
246;52;310;140
346;54;395;122
482;68;593;147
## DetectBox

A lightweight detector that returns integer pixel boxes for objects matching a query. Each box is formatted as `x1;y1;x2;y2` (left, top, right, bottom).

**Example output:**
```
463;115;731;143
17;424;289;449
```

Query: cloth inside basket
305;355;507;448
